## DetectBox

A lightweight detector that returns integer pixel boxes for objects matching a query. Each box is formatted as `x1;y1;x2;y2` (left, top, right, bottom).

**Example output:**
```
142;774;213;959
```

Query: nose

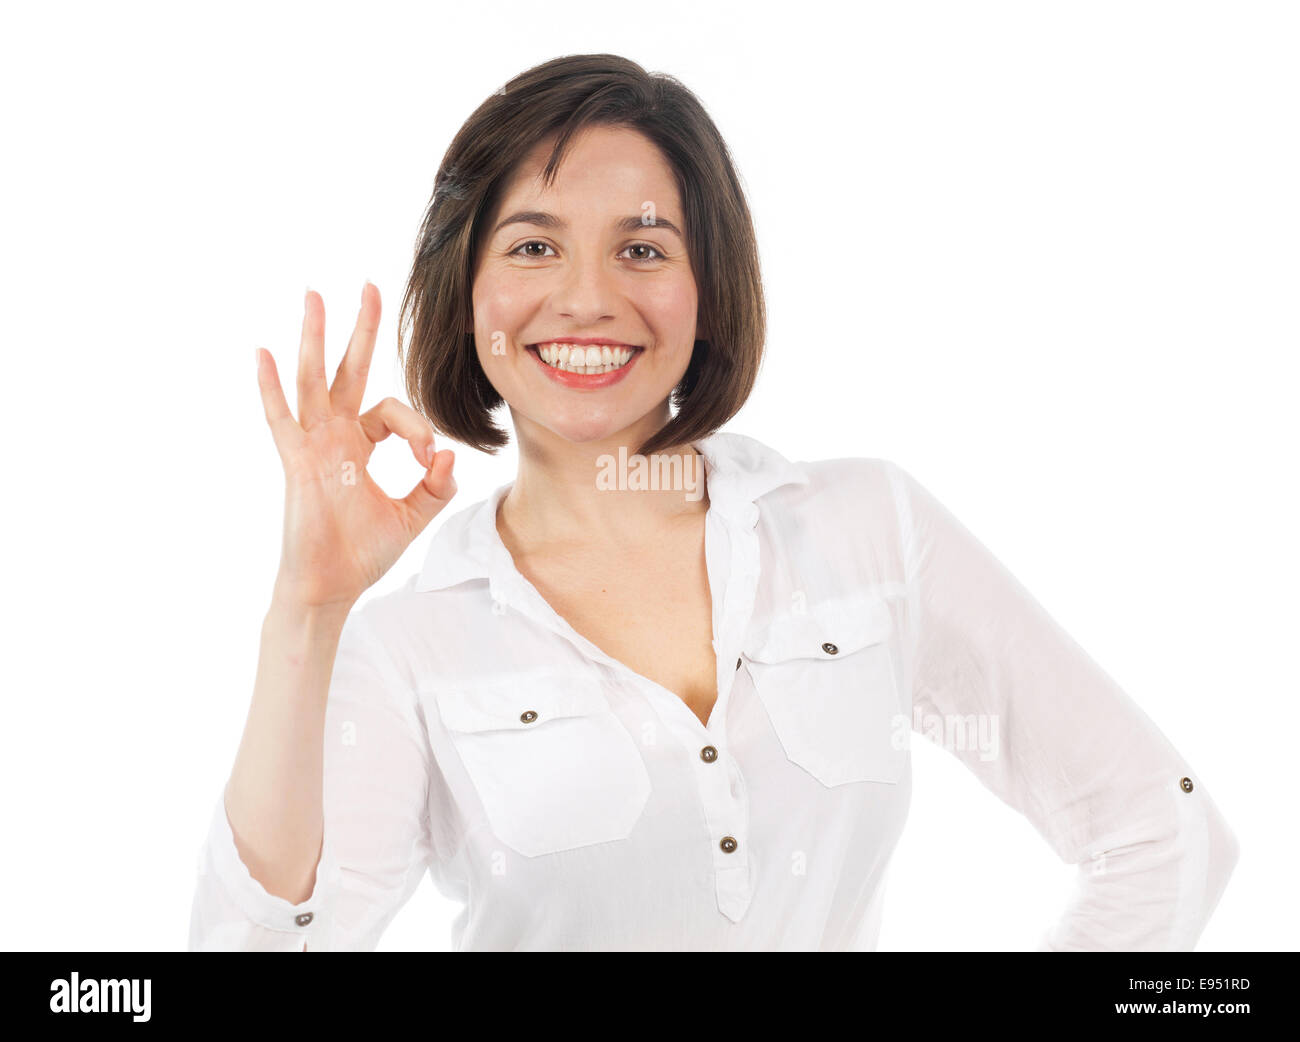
550;248;618;325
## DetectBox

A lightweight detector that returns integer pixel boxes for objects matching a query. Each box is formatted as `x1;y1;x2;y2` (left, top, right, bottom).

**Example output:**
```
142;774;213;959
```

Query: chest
515;535;719;727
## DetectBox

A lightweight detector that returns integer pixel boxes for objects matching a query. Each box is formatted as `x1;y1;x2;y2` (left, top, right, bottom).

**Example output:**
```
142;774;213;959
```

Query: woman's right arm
190;597;439;951
189;283;457;950
220;593;350;911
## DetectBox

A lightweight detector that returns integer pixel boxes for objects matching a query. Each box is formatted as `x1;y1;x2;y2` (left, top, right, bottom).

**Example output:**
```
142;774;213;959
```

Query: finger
397;448;457;534
358;397;438;468
255;347;302;458
297;289;332;426
330;281;380;417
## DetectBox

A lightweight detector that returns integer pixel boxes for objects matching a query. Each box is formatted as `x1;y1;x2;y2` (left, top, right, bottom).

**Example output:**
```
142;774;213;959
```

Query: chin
532;406;657;447
546;420;629;445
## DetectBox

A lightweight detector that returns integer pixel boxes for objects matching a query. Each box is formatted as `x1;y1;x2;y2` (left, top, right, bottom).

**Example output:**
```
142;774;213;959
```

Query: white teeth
533;342;637;374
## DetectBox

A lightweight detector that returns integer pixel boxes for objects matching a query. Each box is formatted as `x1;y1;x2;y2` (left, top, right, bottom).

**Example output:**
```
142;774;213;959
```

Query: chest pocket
433;674;652;857
743;592;907;786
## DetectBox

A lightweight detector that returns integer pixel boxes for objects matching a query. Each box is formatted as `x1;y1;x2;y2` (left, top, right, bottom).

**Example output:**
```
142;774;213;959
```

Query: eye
621;243;665;263
507;240;666;263
510;240;557;259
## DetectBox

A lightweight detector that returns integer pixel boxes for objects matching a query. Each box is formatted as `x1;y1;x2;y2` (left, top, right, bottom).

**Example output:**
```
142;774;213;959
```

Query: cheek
470;291;511;372
473;275;532;334
640;278;697;331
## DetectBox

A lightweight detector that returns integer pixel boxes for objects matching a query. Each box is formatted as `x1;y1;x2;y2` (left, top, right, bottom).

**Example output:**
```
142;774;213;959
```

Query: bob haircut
397;53;765;458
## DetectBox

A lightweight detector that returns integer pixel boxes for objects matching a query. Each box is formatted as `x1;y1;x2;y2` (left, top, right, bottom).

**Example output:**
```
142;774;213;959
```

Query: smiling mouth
526;342;642;374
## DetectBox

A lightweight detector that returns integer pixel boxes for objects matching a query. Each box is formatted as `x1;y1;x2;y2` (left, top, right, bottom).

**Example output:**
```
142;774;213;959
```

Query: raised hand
254;283;457;612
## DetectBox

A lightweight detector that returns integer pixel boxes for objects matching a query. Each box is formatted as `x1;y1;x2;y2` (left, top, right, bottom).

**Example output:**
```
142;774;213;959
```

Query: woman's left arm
884;461;1239;950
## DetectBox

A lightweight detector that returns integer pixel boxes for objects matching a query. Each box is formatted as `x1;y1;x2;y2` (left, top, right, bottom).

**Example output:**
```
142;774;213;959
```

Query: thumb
398;448;457;533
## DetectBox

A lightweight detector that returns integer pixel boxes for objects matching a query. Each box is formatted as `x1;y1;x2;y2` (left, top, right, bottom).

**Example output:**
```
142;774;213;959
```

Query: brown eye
511;241;555;258
622;243;664;262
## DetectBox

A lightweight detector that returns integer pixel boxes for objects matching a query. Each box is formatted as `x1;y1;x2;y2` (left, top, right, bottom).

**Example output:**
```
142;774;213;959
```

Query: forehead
494;125;681;213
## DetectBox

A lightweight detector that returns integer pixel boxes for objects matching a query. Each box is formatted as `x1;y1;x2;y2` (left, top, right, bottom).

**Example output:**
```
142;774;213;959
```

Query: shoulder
344;570;489;687
710;431;913;573
721;431;907;527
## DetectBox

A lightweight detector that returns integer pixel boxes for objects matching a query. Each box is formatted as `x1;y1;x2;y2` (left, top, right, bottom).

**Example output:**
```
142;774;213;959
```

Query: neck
499;413;709;554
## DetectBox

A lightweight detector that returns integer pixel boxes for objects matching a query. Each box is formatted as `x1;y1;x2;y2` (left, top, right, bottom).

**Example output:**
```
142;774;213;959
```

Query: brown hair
397;53;765;457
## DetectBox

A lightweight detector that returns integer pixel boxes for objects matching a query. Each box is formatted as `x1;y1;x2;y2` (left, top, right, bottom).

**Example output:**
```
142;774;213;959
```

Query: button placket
701;748;750;922
698;506;758;923
708;514;762;736
690;726;746;865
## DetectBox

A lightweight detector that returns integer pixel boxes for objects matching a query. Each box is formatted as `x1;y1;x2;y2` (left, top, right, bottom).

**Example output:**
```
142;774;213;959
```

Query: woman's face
471;124;700;450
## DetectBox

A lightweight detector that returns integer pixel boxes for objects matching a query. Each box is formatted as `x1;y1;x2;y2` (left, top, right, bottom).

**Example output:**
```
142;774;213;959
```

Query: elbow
1196;794;1240;927
1157;780;1239;948
1048;781;1239;951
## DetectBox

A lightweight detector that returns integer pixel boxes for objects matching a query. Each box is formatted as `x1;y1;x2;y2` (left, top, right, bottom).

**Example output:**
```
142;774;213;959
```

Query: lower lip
527;345;641;388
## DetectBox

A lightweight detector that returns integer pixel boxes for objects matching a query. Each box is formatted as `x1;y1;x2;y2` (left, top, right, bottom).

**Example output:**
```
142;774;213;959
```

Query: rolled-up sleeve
189;608;435;951
885;461;1239;950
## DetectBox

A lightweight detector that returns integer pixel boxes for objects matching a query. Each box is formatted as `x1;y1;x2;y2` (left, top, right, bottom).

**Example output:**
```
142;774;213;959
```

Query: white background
1;0;1294;951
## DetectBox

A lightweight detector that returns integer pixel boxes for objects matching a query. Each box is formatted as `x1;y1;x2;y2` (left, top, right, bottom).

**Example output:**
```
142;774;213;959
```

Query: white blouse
188;431;1239;951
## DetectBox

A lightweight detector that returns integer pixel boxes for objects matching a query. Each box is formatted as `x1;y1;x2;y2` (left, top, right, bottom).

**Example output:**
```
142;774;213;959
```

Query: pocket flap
747;593;894;664
435;674;609;734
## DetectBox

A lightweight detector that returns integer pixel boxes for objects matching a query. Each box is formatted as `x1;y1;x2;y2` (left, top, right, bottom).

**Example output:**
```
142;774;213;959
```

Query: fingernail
304;286;312;308
253;347;260;369
361;280;370;305
426;441;437;467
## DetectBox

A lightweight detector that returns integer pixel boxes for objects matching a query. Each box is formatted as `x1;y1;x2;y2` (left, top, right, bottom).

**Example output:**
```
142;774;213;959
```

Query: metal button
719;836;738;853
1180;776;1194;793
520;710;538;723
821;642;838;655
295;912;314;927
700;745;718;763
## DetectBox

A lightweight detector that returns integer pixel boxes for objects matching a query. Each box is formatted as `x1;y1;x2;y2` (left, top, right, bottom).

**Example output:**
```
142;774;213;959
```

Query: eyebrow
491;210;684;240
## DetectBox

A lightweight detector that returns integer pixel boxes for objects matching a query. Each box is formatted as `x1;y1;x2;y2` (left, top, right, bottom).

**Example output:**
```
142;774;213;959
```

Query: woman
188;54;1238;951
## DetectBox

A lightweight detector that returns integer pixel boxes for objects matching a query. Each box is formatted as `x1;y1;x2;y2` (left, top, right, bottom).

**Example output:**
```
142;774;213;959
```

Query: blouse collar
414;431;806;593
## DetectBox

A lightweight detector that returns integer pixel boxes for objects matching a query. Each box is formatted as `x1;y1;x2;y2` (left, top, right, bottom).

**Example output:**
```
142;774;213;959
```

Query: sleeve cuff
203;789;339;940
